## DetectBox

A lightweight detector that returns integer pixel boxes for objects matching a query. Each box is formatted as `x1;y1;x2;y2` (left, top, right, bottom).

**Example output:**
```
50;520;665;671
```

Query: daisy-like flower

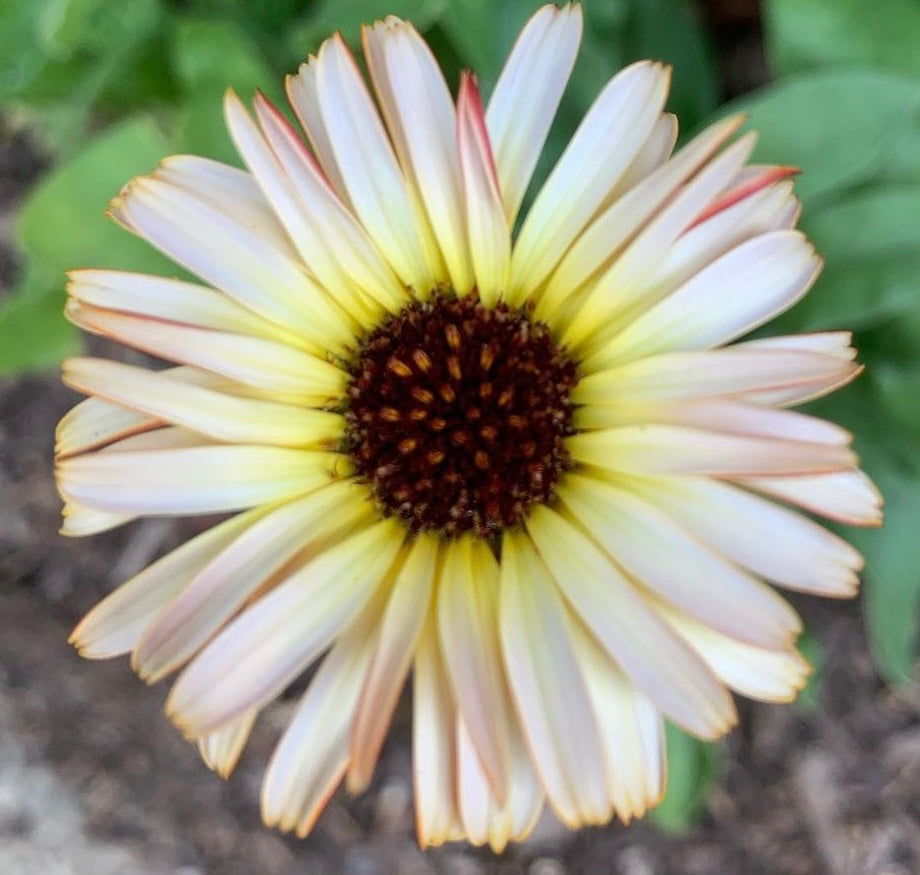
57;3;881;851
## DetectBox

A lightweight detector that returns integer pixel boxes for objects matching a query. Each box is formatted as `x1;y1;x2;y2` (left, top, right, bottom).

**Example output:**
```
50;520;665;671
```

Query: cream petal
67;269;308;349
537;115;745;324
457;73;510;306
364;17;472;293
63;358;343;449
313;34;442;290
509;61;671;303
574;397;852;448
66;301;348;407
574;347;860;405
561;132;757;352
58;445;347;516
413;612;464;848
197;709;257;778
57;395;159;460
582;230;822;372
485;2;583;225
69;508;259;659
134;482;373;682
566;425;856;478
347;533;439;792
261;585;389;838
568;620;666;821
166;518;405;736
117;175;354;351
633;181;797;319
738;331;856;359
500;531;610;826
655;602;812;703
738;471;884;527
253;93;407;313
285;60;353;208
456;717;543;852
525;505;736;739
60;503;136;537
558;475;802;648
616;113;678;193
621;475;862;596
224;90;377;324
152;155;284;247
437;538;515;803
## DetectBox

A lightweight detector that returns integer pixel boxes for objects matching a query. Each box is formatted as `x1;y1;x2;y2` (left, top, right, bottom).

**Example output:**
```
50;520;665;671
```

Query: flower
57;2;881;851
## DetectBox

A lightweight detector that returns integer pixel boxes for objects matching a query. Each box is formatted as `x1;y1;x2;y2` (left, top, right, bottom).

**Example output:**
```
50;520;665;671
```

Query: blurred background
2;0;920;872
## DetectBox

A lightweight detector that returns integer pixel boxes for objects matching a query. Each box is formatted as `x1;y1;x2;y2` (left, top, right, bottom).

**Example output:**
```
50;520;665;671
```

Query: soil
2;3;920;874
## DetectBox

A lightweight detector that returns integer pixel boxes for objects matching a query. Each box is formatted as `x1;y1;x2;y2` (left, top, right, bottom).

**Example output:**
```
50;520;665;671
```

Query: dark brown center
344;293;577;538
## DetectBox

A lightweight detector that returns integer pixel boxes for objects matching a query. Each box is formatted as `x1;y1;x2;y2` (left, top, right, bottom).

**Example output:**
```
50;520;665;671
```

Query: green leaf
17;116;174;274
851;456;920;685
651;723;719;832
291;0;447;56
808;384;916;686
777;186;920;331
766;0;920;80
730;71;920;205
794;627;823;712
172;17;279;99
0;263;78;375
623;0;719;132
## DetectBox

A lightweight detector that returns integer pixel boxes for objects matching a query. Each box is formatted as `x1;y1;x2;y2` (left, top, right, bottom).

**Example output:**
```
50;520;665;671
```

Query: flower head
57;3;881;850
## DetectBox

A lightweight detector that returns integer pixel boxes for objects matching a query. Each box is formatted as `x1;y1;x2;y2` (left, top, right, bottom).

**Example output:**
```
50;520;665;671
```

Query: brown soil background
2;3;920;873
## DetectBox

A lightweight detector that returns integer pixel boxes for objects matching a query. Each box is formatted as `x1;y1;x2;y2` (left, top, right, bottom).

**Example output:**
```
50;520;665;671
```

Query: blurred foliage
1;0;919;835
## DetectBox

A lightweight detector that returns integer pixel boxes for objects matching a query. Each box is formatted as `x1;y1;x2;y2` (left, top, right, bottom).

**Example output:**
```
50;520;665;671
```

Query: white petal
486;3;583;225
66;301;348;407
152;155;285;247
568;620;666;820
558;475;802;649
574;347;860;405
261;586;389;837
738;471;883;527
253;93;407;313
633;181;798;321
616;112;678;192
566;424;856;478
197;709;257;778
623;474;863;596
57;395;159;460
67;269;308;349
525;505;736;739
413;612;464;848
561;132;757;352
312;35;442;290
69;509;259;658
364;17;472;293
223;90;378;324
509;61;671;303
166;518;405;736
582;231;822;372
58;445;347;516
537;115;745;324
133;482;373;682
500;530;610;826
285;60;353;207
456;717;543;852
117;175;354;351
457;73;510;306
63;358;343;449
654;602;812;703
347;533;439;792
437;538;516;803
60;503;135;537
574;396;852;448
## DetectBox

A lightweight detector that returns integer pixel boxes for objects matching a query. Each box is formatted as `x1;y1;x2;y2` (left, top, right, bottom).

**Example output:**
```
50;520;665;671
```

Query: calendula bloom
57;2;881;850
